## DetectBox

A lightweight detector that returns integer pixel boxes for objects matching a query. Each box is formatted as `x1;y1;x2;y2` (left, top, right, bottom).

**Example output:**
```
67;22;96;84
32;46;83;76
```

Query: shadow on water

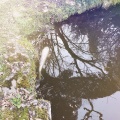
36;4;120;120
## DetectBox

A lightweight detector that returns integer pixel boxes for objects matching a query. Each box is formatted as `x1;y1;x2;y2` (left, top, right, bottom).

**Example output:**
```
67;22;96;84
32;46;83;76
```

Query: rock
0;39;36;90
0;39;51;120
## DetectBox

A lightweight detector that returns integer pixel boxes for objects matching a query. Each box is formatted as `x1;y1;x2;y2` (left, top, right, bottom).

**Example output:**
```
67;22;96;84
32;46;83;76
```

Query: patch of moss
18;38;36;57
35;107;48;120
1;106;49;120
7;56;16;63
17;76;30;89
0;62;11;83
17;107;29;120
29;106;49;120
2;80;12;88
1;107;29;120
1;108;14;120
8;47;15;53
17;53;29;62
7;53;29;63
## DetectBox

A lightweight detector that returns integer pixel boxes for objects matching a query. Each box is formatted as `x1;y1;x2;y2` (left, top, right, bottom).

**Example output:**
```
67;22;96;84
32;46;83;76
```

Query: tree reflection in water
34;4;120;120
37;68;119;120
82;99;103;120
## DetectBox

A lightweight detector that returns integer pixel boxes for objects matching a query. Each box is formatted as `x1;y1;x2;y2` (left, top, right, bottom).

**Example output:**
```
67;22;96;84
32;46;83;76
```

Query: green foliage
17;75;30;89
19;37;37;57
17;107;29;120
0;43;11;84
1;107;29;120
0;0;86;40
61;5;76;18
27;105;49;120
1;105;49;120
0;0;120;41
18;38;37;92
111;0;120;4
10;95;22;108
35;107;49;120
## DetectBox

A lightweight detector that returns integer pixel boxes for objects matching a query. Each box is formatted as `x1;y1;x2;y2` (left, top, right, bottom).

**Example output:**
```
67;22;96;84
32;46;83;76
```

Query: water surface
37;5;120;120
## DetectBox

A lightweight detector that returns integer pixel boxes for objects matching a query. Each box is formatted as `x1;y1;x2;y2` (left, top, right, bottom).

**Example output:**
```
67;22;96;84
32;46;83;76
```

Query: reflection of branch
74;59;83;77
50;33;61;73
54;34;65;66
55;26;105;75
63;30;90;55
82;99;103;120
59;27;94;63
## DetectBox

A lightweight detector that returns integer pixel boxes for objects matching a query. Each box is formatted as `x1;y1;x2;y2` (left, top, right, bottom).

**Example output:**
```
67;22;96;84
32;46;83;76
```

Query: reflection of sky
54;24;106;76
77;91;120;120
49;21;118;77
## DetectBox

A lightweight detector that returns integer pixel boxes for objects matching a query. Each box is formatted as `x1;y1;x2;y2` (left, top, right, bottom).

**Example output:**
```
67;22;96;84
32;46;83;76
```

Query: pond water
38;74;120;120
51;92;120;120
78;91;120;120
37;5;120;120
